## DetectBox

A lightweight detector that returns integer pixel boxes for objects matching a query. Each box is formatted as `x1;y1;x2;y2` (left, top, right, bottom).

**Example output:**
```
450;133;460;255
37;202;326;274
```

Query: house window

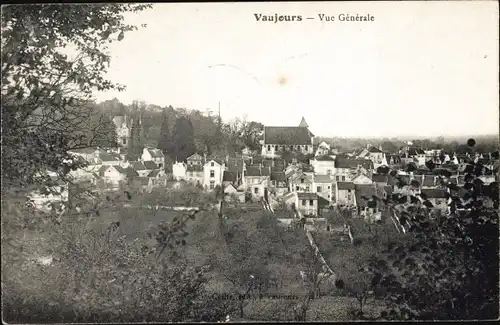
328;195;330;199
317;186;321;192
336;176;340;181
210;170;215;178
327;186;330;190
122;138;127;145
254;187;259;194
295;186;299;191
302;200;306;206
305;146;309;151
341;176;346;181
301;178;304;183
348;194;352;200
305;186;310;191
327;169;331;175
309;200;314;206
267;145;271;151
211;162;214;167
209;181;215;189
275;145;278;151
159;163;163;168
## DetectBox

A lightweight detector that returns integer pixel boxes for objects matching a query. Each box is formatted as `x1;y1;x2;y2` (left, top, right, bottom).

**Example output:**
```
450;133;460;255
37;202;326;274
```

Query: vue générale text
254;13;375;23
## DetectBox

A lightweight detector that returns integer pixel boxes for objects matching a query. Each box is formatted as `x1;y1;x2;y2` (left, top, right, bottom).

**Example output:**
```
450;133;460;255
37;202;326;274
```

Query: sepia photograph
1;1;499;323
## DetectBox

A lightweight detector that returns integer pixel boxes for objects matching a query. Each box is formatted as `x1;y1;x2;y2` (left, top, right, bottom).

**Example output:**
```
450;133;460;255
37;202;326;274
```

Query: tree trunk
239;300;244;318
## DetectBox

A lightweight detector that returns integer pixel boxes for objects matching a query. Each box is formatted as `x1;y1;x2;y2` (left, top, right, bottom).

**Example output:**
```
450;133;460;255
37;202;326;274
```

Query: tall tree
172;116;196;162
1;4;151;191
158;108;171;155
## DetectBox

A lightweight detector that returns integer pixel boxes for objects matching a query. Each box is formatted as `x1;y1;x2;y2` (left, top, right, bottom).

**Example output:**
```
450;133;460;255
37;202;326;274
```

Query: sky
93;1;499;138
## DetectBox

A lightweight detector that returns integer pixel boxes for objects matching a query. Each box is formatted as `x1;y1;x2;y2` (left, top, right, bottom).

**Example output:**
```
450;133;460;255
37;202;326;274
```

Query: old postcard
1;1;498;323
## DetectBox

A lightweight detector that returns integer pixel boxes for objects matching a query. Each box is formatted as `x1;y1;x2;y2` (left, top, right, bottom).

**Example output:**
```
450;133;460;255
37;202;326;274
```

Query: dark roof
408;148;425;156
262;159;273;168
297;192;318;200
271;166;284;173
115;166;139;178
422;175;436;187
70;147;97;154
130;161;147;171
421;188;447;199
147;148;164;158
226;157;244;172
273;159;286;167
186;164;203;172
335;157;373;170
271;172;286;182
223;171;238;182
143;161;158;170
147;170;161;177
354;184;377;208
99;152;119;162
264;126;312;145
245;166;271;177
337;182;355;190
368;146;383;153
372;174;388;183
315;155;335;161
187;153;203;161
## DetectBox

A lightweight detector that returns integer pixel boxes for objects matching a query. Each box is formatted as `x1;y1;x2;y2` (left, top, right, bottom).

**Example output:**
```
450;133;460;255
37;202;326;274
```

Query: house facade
261;117;314;158
243;166;271;200
203;159;225;190
172;162;187;181
310;155;336;175
297;192;319;217
314;174;334;203
336;182;356;206
186;153;204;166
315;141;331;157
112;115;130;148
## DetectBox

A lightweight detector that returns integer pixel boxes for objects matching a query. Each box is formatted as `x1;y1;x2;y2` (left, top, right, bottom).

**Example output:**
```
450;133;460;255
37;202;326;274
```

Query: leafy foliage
365;141;499;320
1;4;151;190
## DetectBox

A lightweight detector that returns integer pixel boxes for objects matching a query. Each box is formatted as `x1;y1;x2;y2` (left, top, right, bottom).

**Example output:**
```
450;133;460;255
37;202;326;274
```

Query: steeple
299;117;309;128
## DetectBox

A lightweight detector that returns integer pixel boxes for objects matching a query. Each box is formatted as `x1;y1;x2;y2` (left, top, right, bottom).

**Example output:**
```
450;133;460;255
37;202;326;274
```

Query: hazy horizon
91;2;499;138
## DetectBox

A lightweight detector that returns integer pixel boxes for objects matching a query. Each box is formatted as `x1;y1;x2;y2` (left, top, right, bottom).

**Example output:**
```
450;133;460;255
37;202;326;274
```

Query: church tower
299;117;309;128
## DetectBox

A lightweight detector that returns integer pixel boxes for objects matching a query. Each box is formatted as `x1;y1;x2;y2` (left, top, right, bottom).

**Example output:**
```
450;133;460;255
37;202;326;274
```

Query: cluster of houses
172;117;498;221
26;114;498;217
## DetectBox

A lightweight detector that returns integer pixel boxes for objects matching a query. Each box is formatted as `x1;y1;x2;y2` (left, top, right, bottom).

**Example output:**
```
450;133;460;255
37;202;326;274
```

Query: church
261;117;315;158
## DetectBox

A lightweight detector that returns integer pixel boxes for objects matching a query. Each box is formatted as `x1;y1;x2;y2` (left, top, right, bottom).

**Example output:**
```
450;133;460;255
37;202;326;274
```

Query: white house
310;155;336;175
203;159;225;190
243;165;271;200
141;147;165;169
313;174;334;203
172;162;187;181
112;115;130;148
224;183;245;203
96;165;138;187
358;145;387;169
315;141;331;157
